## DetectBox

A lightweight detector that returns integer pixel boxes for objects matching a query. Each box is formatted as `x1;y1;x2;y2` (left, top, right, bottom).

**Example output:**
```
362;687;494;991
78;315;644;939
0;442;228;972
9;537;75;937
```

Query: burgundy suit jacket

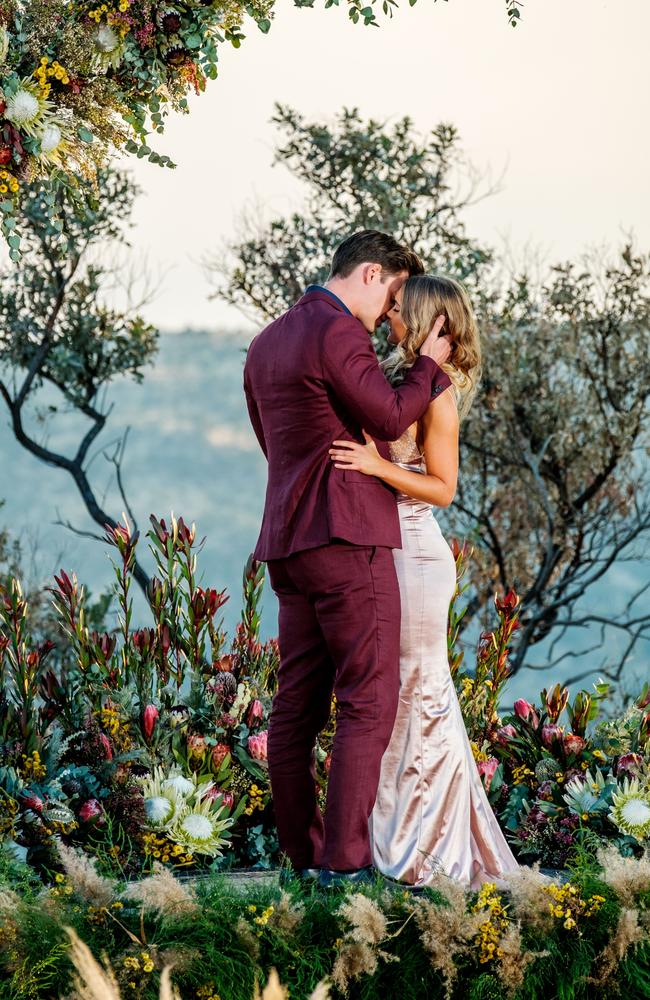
243;288;452;561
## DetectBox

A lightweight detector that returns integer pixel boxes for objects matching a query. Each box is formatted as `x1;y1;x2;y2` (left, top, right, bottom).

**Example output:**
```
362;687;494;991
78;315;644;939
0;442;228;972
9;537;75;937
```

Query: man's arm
243;353;268;458
321;315;451;441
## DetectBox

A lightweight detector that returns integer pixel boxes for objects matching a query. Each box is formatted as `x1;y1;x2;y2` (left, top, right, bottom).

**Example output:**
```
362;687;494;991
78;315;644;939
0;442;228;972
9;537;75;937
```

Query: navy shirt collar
305;284;353;316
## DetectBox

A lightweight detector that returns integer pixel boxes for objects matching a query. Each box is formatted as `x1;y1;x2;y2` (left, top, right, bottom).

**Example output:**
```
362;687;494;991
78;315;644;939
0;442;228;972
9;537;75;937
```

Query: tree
210;105;650;686
0;170;158;595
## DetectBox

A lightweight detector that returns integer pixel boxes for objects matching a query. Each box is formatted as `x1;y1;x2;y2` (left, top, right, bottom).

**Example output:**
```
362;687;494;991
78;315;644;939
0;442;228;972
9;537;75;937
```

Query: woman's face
386;286;408;345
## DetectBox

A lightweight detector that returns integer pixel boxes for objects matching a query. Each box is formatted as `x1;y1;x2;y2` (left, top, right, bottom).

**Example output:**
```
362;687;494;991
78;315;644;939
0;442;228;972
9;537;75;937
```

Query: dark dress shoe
319;865;377;889
279;867;321;887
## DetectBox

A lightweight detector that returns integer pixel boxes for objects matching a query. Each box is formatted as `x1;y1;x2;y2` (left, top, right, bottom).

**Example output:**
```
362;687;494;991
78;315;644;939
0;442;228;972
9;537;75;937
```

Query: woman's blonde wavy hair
381;274;482;421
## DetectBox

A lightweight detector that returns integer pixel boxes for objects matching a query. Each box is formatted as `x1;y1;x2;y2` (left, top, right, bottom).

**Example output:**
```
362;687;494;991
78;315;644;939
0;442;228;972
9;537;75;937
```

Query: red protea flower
211;743;230;771
21;791;44;813
562;732;586;756
99;732;113;760
247;699;264;727
0;146;11;164
514;698;540;728
541;722;563;749
161;12;181;33
214;654;235;673
79;799;104;824
495;723;517;744
142;704;159;742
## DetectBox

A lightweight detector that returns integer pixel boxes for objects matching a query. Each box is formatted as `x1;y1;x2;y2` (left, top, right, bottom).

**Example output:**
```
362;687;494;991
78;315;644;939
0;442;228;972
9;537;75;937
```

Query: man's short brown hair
329;230;424;280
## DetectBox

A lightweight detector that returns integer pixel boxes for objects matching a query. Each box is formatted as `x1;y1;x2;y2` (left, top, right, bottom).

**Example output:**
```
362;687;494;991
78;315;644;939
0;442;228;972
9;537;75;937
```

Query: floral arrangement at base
0;841;649;1000
0;512;280;878
447;542;650;872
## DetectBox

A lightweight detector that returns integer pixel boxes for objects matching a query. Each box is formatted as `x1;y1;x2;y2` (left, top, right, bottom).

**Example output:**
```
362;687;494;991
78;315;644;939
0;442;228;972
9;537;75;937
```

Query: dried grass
502;862;555;934
331;893;396;995
65;927;120;1000
254;968;329;1000
587;908;646;987
496;922;549;997
121;863;198;919
596;844;650;907
411;876;484;998
56;842;115;909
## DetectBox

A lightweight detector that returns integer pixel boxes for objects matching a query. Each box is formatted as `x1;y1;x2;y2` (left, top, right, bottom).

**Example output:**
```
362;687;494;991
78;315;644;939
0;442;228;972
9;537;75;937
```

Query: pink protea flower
563;732;586;756
495;724;517;744
205;786;235;810
79;799;104;825
142;704;159;742
514;699;540;728
99;732;113;760
211;743;230;771
477;757;499;792
21;791;43;813
616;752;642;777
247;699;264;727
541;723;563;749
247;730;268;762
187;733;207;757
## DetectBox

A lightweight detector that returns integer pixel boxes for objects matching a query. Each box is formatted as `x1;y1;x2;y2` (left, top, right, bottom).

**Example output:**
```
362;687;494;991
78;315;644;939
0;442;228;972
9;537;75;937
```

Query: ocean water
1;329;647;708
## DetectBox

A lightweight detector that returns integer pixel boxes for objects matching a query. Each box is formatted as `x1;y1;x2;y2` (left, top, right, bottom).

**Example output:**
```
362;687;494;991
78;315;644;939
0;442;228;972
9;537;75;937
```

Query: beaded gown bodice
388;425;424;467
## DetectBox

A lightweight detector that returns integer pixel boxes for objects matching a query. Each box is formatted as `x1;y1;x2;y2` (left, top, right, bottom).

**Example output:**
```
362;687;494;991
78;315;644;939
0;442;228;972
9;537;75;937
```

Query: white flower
144;795;175;825
40;124;62;154
162;773;195;797
5;88;40;126
169;797;233;858
95;24;120;53
139;768;182;831
609;778;650;840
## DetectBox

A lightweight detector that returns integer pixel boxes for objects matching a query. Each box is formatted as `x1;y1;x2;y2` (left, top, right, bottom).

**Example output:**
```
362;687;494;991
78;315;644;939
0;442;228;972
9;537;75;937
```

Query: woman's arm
329;387;459;507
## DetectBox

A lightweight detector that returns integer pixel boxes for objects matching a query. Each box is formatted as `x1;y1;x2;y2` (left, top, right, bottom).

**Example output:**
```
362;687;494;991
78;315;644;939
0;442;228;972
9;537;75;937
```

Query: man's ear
361;262;381;285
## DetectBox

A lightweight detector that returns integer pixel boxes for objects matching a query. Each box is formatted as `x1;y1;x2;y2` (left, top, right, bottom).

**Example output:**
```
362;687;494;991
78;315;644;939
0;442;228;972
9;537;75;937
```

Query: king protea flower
609;779;650;840
169;796;233;858
139;768;183;830
4;79;51;137
161;771;195;797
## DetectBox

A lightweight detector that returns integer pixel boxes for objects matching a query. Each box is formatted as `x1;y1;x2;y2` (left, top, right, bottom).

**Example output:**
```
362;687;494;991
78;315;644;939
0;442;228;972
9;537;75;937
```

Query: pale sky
119;0;649;333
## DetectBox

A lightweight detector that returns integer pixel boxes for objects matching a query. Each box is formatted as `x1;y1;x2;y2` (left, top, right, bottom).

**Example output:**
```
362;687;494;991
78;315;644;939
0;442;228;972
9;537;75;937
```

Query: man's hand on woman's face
419;314;453;366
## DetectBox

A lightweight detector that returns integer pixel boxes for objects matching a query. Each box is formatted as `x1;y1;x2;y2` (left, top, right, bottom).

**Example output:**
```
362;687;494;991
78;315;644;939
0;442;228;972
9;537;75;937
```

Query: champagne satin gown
370;427;520;890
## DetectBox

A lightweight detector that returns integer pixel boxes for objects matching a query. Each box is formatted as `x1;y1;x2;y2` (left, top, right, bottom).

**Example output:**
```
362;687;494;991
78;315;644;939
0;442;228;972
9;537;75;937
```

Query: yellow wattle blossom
472;882;509;964
512;763;535;786
543;882;605;932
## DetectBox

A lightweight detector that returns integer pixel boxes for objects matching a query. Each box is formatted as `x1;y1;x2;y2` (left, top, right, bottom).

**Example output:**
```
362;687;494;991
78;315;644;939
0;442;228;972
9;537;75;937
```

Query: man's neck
323;279;357;318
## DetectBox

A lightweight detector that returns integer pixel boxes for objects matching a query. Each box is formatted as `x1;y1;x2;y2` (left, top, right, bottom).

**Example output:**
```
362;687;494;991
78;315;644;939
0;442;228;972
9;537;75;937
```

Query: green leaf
8;248;21;262
258;18;272;33
185;32;203;48
7;233;20;249
77;127;94;143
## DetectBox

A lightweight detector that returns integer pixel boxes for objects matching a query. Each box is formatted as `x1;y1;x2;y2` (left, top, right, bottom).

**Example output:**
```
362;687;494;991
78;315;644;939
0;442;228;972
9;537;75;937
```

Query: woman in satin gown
329;274;519;891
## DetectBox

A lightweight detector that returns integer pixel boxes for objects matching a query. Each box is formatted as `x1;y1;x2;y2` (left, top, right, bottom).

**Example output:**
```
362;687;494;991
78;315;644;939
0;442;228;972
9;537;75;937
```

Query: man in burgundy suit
243;231;452;887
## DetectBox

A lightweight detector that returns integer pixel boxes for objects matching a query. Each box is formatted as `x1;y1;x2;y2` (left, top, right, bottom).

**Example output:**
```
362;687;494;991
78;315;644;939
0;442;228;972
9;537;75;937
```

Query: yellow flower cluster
247;903;275;936
142;831;194;867
33;57;70;98
543;882;606;931
50;873;74;899
99;705;121;736
88;0;132;30
124;951;155;988
19;750;47;780
197;985;222;1000
472;882;509;964
470;741;489;764
0;793;18;838
244;783;265;816
512;764;535;786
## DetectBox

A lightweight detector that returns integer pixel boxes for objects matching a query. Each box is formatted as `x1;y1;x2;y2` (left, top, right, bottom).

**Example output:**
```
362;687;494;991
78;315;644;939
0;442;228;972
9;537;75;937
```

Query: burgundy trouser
266;541;400;872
